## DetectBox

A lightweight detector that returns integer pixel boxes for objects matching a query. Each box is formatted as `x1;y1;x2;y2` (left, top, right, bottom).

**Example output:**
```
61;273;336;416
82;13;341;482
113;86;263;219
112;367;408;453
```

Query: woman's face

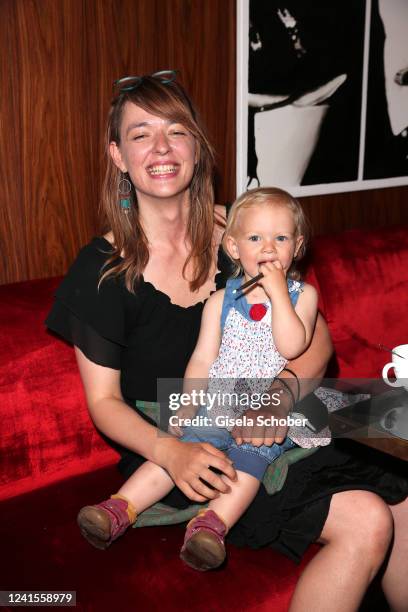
110;102;197;202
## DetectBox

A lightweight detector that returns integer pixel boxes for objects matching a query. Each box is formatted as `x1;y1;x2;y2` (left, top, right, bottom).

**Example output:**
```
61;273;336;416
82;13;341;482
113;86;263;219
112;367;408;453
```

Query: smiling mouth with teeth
148;165;177;175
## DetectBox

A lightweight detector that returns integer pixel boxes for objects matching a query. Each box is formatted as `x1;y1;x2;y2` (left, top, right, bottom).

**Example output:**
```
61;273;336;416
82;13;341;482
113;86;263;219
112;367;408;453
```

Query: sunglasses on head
113;70;177;93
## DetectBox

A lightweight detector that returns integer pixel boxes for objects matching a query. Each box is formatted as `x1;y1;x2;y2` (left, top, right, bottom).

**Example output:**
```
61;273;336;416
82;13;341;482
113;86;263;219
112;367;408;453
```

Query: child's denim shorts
180;406;296;480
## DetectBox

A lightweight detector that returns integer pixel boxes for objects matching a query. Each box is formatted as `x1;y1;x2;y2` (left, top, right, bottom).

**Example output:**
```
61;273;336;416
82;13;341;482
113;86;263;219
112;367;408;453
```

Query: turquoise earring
118;173;133;213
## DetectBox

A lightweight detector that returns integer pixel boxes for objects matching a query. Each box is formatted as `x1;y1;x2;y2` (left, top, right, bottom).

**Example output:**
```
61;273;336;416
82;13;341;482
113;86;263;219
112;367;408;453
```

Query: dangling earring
118;173;133;213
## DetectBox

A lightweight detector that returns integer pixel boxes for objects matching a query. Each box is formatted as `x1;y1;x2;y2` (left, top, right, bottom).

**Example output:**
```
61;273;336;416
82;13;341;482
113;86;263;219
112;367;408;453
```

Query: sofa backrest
306;225;408;381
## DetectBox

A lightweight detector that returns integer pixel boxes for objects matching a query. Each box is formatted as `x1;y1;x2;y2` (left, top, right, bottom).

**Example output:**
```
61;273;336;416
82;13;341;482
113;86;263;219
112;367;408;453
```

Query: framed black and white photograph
237;0;408;196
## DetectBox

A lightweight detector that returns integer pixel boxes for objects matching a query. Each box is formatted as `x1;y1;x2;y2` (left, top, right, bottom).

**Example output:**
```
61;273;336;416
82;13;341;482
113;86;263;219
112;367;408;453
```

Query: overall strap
220;278;242;332
220;278;304;332
287;279;304;307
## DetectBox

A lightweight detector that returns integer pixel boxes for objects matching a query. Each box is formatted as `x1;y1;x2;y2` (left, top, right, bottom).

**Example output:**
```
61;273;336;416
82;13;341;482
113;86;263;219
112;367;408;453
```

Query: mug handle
382;362;402;387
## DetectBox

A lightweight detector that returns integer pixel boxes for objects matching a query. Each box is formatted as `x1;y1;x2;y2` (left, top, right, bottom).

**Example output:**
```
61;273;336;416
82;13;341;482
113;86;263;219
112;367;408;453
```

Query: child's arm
168;289;223;436
184;289;224;381
259;263;318;359
278;282;318;357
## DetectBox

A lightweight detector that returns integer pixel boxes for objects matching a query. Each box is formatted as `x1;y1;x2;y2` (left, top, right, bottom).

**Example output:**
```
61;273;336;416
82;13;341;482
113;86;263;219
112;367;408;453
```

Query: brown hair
99;76;216;292
222;187;310;280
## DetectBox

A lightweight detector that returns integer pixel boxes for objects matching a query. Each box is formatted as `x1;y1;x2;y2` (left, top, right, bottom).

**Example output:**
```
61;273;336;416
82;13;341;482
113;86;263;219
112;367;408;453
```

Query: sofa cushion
0;278;117;501
307;226;408;381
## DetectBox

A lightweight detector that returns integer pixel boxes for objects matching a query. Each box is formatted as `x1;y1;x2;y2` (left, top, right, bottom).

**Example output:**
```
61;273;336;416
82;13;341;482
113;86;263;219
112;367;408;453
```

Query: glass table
329;388;408;461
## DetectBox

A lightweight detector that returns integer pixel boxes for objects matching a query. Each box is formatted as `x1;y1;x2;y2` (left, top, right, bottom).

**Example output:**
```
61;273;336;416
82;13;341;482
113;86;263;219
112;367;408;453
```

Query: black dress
46;237;408;563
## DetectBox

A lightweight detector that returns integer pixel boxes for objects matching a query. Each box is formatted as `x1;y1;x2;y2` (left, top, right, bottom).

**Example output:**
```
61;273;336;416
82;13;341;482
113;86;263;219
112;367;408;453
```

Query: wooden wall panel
0;0;236;284
1;0;407;284
0;0;28;283
300;185;408;238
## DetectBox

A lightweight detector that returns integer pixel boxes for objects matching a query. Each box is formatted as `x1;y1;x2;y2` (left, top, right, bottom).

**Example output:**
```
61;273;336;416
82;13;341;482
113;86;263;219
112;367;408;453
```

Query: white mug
381;407;408;441
382;344;408;391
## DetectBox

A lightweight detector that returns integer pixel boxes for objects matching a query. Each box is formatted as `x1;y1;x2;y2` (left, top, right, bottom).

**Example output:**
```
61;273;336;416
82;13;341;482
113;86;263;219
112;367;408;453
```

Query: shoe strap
111;494;137;524
187;510;227;541
97;498;131;540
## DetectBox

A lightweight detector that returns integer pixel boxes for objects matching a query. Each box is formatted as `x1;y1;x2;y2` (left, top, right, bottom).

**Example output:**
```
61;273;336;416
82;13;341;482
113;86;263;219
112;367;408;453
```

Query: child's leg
78;417;216;551
180;470;260;571
117;460;175;514
180;438;295;571
78;460;175;549
208;469;260;529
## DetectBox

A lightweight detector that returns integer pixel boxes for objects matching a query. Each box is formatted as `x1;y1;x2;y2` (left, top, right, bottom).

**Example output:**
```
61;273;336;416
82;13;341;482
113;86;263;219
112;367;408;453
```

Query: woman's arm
75;347;236;502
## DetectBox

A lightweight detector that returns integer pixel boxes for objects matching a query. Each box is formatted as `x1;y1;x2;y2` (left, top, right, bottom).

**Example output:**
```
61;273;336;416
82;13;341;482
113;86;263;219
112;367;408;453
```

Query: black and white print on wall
237;0;408;196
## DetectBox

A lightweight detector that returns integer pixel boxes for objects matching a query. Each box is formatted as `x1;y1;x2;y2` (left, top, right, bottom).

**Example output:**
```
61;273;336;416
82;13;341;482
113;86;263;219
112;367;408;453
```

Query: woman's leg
382;497;408;612
289;490;394;612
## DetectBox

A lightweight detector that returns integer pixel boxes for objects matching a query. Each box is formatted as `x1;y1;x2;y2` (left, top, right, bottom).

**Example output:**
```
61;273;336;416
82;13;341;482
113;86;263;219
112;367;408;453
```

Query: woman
46;71;408;611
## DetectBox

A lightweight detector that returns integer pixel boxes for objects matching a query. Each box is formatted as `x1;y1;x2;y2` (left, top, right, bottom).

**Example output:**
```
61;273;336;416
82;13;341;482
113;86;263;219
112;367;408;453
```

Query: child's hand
258;261;288;300
168;405;197;437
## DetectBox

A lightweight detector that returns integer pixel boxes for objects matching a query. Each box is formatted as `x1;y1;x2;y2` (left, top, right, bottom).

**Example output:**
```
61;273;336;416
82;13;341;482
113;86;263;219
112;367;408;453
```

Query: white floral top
206;277;331;448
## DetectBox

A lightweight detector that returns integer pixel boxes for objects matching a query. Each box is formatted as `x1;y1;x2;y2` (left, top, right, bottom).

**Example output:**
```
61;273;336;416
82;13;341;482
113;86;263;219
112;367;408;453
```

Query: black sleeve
45;239;134;369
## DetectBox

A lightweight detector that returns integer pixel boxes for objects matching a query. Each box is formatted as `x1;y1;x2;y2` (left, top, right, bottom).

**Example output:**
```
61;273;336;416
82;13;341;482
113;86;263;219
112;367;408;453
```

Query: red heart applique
249;303;267;321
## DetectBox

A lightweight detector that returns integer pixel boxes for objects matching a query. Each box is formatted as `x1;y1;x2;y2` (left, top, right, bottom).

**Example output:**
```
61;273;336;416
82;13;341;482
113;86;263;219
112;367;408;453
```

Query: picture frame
237;0;408;197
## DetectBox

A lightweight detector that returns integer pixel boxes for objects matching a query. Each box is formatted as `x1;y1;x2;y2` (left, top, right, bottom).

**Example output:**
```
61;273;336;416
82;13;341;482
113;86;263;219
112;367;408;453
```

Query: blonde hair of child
222;187;310;280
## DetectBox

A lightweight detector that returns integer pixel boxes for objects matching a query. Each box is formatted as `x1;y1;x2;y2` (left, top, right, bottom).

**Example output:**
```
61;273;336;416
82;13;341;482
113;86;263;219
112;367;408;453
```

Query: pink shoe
77;497;134;550
180;510;227;571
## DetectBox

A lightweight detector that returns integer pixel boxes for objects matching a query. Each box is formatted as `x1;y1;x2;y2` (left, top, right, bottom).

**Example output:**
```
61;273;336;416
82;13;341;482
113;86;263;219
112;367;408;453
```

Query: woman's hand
231;388;293;446
153;436;237;503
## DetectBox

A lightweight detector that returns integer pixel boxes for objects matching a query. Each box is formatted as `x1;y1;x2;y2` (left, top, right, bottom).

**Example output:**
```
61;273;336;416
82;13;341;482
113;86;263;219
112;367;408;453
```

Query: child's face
226;203;303;279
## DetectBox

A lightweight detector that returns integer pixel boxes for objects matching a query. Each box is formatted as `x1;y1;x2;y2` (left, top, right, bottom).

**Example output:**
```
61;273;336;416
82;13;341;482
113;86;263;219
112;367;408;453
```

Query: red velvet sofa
2;225;407;611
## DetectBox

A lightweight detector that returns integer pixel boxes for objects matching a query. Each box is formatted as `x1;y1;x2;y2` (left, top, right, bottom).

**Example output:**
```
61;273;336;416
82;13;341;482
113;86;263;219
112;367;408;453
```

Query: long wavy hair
99;76;216;293
222;187;310;280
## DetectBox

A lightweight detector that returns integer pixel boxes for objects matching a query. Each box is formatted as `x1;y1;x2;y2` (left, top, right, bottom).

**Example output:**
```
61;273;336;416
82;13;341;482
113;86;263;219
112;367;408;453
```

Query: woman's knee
320;490;394;559
358;494;394;557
